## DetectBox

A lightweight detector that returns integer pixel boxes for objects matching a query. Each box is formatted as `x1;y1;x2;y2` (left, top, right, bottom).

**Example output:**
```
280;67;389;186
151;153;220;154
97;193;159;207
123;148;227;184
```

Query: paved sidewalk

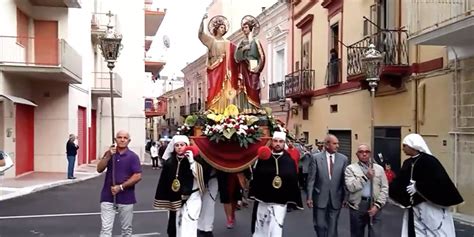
0;163;101;202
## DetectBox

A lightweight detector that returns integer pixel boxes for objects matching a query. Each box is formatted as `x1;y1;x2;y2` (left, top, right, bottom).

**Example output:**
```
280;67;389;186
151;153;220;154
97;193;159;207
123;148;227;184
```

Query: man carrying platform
250;131;303;237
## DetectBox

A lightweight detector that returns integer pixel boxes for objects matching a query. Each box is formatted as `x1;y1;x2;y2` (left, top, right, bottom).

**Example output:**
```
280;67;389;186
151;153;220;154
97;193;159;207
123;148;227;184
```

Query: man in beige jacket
345;144;388;237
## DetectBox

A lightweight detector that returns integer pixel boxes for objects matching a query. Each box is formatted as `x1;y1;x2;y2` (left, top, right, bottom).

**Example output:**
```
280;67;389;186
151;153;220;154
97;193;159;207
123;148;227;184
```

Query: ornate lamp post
98;10;123;210
361;43;383;230
99;11;123;143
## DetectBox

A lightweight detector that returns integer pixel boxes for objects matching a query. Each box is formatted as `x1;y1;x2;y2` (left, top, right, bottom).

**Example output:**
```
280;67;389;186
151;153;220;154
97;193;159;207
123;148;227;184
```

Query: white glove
185;150;194;164
406;179;417;196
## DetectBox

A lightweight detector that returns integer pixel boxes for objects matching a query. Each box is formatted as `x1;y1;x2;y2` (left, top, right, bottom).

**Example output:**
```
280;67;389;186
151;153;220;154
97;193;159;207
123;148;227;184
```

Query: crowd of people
97;131;463;237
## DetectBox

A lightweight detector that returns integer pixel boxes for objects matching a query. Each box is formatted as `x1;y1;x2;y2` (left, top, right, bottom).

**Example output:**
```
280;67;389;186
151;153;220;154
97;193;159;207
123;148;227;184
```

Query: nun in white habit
389;133;463;237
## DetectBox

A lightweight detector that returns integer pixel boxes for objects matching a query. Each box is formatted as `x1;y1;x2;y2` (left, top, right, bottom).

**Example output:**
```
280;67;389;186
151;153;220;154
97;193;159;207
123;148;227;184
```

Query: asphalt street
0;166;473;237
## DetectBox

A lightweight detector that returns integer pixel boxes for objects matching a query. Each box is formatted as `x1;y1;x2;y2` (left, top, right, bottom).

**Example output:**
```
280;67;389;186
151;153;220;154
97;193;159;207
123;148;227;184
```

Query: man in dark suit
306;134;349;237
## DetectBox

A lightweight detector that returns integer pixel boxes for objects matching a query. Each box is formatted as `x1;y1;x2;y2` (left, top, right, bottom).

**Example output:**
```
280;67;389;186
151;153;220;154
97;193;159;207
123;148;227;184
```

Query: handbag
0;151;14;173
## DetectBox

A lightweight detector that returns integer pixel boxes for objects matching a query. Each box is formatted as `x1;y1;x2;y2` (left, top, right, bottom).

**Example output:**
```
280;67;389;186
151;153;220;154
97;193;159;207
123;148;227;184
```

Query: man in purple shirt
97;130;142;237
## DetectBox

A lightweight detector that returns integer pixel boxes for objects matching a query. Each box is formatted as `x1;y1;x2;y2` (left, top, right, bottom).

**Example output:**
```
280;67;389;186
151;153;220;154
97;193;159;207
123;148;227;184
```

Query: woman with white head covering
153;135;208;237
390;134;463;237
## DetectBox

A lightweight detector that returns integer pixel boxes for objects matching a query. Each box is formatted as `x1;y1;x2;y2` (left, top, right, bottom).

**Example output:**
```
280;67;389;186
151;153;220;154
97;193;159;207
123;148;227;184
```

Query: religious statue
234;15;266;114
198;14;239;114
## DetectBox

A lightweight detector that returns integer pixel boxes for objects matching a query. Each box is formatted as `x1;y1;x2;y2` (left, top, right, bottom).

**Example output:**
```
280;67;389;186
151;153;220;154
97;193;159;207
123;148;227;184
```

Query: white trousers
99;202;134;237
253;202;287;237
176;191;202;237
402;202;456;237
198;177;218;231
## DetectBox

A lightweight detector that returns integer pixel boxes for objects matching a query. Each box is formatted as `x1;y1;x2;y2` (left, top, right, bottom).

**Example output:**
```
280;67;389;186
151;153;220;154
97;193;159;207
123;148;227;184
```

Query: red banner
191;137;271;173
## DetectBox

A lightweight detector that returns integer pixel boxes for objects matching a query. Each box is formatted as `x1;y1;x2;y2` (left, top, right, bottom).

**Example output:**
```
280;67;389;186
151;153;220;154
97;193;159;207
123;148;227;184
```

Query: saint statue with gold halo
198;14;239;114
234;15;265;114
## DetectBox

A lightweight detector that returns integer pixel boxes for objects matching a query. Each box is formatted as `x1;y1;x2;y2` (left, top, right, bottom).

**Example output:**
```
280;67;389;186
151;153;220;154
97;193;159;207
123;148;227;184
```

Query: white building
0;0;165;177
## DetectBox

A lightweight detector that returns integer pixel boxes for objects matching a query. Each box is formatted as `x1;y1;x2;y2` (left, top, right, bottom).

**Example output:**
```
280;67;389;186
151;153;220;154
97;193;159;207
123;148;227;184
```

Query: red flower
235;125;240;130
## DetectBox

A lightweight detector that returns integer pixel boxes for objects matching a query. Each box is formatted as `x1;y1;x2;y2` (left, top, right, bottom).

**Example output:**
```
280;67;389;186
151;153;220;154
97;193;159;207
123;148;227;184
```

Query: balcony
407;0;474;46
91;12;117;45
145;38;153;52
29;0;81;8
180;105;188;117
325;59;342;87
269;81;285;102
145;97;167;117
284;69;315;107
190;103;200;114
145;57;166;75
91;72;123;98
0;36;82;83
347;29;411;89
145;6;166;37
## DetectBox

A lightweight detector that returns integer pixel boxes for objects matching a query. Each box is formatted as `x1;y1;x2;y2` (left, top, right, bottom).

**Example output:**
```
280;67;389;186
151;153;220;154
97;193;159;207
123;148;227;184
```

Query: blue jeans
67;155;76;178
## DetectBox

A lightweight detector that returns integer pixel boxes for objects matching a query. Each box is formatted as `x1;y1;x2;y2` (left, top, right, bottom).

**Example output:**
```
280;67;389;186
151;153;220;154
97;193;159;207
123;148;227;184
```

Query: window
301;35;311;70
330;104;338;113
16;8;29;47
275;49;285;82
303;107;309;120
330;23;339;54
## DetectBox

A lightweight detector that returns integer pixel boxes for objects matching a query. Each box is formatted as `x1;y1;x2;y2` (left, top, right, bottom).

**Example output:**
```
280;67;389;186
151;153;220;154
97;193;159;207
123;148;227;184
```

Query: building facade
0;0;165;178
287;0;472;219
404;0;474;219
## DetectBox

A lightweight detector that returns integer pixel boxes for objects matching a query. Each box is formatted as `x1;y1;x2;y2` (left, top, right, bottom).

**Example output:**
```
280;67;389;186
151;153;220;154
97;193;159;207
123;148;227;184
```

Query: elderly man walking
306;134;349;237
97;130;142;237
345;144;388;237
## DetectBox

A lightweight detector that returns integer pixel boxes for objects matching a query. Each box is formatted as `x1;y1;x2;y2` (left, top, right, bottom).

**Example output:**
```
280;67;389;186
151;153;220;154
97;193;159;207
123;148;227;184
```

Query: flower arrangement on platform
203;105;262;148
176;124;192;136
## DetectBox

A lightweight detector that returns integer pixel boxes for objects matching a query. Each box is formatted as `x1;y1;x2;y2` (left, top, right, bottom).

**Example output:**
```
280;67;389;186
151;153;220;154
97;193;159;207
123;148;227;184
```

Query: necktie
329;155;334;178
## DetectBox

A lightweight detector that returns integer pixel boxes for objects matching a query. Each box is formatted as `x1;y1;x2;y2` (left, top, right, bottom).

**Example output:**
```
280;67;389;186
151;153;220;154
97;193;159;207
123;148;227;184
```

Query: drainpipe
449;46;459;214
414;45;419;133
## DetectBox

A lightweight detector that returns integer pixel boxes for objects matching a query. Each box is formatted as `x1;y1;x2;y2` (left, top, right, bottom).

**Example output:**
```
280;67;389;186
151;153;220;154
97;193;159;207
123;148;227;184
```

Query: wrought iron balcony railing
269;81;285;102
190;103;199;113
325;59;342;86
347;29;409;77
284;69;315;97
180;105;187;116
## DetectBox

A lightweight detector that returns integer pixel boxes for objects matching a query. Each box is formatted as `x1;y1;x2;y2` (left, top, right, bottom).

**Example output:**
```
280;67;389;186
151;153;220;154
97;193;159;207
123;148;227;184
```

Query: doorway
374;127;401;173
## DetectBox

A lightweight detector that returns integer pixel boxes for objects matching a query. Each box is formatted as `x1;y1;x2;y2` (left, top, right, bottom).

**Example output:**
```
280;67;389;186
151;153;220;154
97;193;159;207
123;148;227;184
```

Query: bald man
97;130;142;237
345;144;388;237
306;134;349;237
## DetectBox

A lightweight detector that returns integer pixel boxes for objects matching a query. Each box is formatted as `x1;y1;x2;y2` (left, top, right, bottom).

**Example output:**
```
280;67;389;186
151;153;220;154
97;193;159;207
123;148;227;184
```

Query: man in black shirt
66;134;79;179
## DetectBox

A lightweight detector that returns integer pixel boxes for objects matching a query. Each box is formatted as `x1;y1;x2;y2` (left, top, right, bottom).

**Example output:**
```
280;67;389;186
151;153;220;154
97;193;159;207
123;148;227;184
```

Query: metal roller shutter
328;130;352;162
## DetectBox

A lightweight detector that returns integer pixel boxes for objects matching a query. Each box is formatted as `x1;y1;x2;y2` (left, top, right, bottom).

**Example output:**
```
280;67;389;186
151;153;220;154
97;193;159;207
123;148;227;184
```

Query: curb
0;173;102;202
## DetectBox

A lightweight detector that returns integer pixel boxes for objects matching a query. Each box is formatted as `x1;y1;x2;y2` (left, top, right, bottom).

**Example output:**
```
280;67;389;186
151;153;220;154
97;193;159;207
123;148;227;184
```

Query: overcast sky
148;0;213;78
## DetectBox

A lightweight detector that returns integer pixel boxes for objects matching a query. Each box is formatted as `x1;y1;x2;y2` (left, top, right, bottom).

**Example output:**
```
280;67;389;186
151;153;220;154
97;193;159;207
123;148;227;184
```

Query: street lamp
98;10;123;210
99;10;123;143
361;43;383;231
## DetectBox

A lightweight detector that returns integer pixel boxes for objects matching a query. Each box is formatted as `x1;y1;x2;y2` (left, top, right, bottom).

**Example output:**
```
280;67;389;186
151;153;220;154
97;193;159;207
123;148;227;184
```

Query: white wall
97;0;146;159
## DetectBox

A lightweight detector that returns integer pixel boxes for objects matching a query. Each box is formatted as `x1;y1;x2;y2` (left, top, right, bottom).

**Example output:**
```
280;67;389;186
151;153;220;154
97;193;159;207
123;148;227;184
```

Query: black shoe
68;177;77;179
197;230;214;237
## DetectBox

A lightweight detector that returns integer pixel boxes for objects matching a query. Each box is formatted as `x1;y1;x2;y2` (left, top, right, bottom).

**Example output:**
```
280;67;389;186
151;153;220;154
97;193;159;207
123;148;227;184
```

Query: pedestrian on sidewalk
306;134;349;237
66;134;79;179
150;142;159;169
153;135;209;237
389;133;463;237
345;144;388;237
250;131;303;237
97;130;142;237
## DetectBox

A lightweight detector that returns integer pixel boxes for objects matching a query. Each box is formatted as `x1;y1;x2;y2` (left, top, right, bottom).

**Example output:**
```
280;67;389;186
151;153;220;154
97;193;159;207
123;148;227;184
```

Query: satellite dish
163;35;170;48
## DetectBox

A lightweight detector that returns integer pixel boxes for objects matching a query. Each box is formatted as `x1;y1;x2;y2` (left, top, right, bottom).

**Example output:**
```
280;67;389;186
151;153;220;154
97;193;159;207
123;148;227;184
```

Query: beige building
288;0;473;219
157;87;186;137
404;0;474;219
0;0;165;178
